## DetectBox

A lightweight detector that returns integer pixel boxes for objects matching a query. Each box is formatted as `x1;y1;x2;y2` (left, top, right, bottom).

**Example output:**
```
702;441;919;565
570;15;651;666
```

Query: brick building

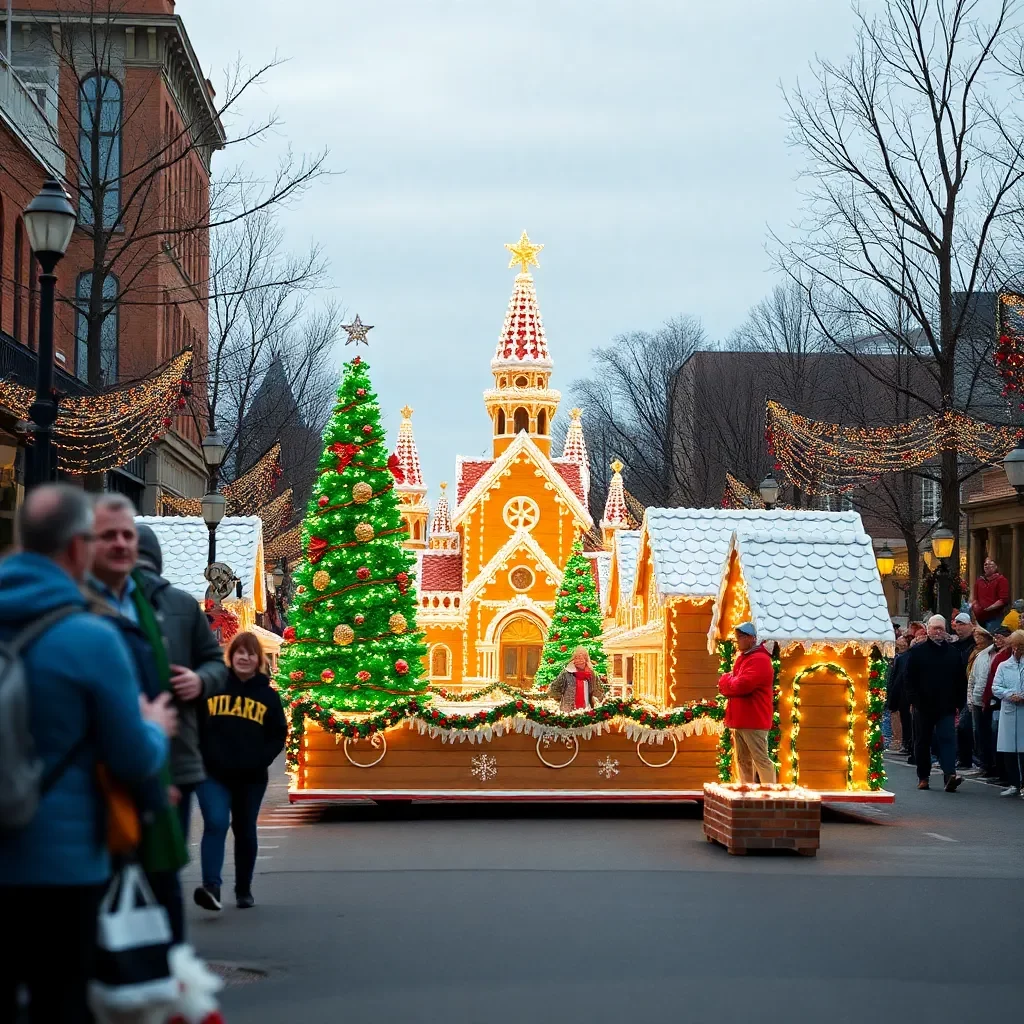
0;0;224;511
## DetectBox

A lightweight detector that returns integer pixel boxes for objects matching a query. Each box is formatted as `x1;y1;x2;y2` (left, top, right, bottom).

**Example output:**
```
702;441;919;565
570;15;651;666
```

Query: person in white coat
967;628;997;778
990;629;1024;797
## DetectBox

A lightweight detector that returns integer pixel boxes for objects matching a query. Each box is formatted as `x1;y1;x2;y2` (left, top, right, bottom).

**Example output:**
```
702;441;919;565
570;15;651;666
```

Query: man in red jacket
718;621;776;784
972;558;1010;632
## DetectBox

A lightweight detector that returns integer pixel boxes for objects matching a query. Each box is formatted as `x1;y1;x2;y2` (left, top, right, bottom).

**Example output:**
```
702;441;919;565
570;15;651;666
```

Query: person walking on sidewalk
194;632;287;912
134;524;227;839
0;485;175;1024
904;614;967;792
991;629;1024;798
967;628;997;778
718;621;776;784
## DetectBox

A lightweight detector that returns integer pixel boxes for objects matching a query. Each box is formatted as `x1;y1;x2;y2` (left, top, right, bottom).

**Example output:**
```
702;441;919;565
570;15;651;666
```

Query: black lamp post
22;179;76;490
201;428;226;565
758;471;780;510
930;525;956;626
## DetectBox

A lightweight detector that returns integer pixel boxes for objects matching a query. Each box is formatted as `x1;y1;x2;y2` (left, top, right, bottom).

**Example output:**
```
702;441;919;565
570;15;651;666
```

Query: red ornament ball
354;613;365;625
560;615;568;623
283;626;296;642
394;659;409;676
320;669;335;682
356;670;371;682
356;388;366;396
356;566;371;580
161;416;172;427
362;424;373;435
317;495;329;508
577;584;585;592
560;644;567;651
576;568;584;575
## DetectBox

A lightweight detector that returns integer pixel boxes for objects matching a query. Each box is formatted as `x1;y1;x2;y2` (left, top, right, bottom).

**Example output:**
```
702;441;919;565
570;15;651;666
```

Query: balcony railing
0;56;63;176
0;329;91;399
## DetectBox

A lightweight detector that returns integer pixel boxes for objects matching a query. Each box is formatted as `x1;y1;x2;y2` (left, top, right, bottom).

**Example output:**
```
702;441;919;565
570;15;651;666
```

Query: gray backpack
0;606;81;831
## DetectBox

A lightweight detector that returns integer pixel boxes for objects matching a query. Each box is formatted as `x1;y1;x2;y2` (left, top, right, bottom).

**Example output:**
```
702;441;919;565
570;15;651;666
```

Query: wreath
207;607;239;644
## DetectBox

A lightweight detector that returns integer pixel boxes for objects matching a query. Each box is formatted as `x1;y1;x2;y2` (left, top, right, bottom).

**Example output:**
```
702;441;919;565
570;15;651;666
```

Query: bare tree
13;1;329;387
571;316;705;509
776;0;1024;563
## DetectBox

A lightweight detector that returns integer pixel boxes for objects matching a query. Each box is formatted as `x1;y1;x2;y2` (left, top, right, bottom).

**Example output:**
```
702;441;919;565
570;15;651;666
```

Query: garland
427;681;538;702
284;692;726;775
715;640;735;782
845;668;857;789
788;663;853;787
866;652;888;791
769;645;782;774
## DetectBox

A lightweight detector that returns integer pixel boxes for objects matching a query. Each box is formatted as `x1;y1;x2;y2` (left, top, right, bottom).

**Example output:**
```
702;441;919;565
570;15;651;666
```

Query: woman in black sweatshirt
194;631;287;911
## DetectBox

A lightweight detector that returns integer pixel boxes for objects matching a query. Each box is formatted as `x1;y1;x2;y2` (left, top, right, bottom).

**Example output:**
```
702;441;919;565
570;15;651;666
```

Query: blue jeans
912;710;956;783
197;777;267;894
175;782;198;841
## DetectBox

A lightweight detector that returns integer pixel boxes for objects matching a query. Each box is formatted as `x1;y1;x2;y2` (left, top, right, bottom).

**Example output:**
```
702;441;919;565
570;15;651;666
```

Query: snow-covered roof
615;530;641;606
135;515;264;607
709;529;895;652
643;507;863;600
591;550;612;603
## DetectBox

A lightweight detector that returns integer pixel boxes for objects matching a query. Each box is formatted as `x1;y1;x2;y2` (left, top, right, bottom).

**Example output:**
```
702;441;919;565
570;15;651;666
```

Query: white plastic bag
90;863;177;1013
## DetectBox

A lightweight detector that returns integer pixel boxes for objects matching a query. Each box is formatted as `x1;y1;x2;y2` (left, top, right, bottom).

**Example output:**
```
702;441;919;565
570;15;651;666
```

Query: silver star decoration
342;315;374;346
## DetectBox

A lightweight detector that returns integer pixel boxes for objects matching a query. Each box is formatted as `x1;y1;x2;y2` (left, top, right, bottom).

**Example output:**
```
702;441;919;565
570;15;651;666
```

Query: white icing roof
615;530;641;606
592;550;612;604
135;515;264;603
711;529;895;650
644;507;862;599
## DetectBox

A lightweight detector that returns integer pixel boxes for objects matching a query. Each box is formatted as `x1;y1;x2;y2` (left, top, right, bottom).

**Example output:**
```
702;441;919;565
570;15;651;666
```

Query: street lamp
930;525;956;625
201;428;226;564
272;559;285;592
875;544;895;578
22;179;76;490
758;471;780;510
1004;445;1024;503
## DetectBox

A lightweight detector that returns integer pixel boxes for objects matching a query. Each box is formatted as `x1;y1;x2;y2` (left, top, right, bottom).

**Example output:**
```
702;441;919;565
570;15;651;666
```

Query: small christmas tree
534;540;608;690
277;355;427;712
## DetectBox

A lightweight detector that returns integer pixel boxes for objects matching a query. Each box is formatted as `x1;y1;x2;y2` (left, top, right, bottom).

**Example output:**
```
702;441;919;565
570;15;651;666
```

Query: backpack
0;605;81;831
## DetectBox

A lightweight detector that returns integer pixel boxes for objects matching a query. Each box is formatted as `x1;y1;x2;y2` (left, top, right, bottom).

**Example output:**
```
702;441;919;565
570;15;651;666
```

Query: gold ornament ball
352;482;373;504
388;613;407;635
312;570;331;591
354;521;375;542
333;623;355;646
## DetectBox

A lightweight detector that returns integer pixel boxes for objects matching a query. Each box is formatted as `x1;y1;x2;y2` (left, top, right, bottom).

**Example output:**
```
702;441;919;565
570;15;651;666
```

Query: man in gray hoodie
134;523;227;836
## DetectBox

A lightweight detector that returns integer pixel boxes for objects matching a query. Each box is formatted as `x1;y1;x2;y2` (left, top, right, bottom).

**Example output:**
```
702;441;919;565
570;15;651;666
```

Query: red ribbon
307;536;329;564
387;452;405;484
329;442;361;472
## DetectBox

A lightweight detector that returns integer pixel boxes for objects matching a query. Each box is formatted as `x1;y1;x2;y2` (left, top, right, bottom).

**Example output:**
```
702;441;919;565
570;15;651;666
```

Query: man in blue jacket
0;484;176;1024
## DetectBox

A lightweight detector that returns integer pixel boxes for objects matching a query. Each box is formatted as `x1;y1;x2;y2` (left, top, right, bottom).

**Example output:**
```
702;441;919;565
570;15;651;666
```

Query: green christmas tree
277;354;427;712
534;540;608;690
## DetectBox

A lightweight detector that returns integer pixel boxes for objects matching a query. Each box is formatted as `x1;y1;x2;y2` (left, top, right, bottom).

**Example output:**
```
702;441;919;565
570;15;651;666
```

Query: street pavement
183;753;1024;1024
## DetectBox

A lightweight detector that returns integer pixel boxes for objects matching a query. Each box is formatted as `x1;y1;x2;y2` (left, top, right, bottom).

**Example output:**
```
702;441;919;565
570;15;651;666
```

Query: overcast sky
181;0;867;497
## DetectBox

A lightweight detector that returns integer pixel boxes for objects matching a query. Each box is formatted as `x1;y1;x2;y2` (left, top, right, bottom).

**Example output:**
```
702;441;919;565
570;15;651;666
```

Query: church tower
393;406;429;550
428;482;459;552
560;407;591;507
601;460;630;549
484;231;560;458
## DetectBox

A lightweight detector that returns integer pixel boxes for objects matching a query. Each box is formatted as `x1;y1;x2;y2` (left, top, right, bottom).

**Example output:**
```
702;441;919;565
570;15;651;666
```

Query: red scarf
574;667;592;709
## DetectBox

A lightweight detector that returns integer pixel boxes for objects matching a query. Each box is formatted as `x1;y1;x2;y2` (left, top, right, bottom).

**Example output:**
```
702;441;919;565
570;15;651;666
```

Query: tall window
27;253;37;351
812;492;853;512
920;477;940;522
13;219;23;343
430;645;451;679
513;407;529;433
79;74;122;227
75;272;118;385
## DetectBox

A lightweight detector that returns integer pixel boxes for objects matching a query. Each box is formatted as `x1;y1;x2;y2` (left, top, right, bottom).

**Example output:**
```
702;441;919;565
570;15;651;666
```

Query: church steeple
393;405;429;550
428;481;459;552
601;459;630;549
484;232;560;458
560;407;591;504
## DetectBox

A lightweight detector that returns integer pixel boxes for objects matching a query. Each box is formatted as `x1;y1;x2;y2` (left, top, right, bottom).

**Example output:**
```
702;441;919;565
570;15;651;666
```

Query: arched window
496;409;506;434
75;272;118;385
79;74;122;227
12;219;22;343
537;409;547;435
513;407;529;433
413;520;421;540
430;645;451;679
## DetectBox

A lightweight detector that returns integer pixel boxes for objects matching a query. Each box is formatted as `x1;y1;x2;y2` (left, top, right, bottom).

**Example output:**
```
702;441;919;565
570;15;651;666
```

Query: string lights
716;639;735;782
766;399;1024;495
995;291;1024;404
163;442;283;517
1;349;194;474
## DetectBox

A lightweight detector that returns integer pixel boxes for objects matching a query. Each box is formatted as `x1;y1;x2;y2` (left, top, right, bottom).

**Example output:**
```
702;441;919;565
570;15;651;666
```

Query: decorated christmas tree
534;541;608;690
277;353;427;712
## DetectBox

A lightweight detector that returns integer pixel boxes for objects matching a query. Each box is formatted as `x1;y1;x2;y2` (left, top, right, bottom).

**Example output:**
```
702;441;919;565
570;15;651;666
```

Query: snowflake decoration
470;754;498;781
597;757;620;779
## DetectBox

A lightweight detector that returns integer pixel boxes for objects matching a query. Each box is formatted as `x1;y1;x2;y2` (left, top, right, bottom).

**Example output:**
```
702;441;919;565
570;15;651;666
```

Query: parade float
281;235;895;803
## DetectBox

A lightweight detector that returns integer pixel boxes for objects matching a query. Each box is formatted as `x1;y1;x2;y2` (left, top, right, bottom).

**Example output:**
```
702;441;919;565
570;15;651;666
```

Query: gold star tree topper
505;231;544;274
342;314;374;346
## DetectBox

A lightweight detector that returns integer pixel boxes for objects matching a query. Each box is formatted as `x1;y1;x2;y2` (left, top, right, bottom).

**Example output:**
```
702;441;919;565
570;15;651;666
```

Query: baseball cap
953;613;972;625
994;625;1013;637
734;622;757;637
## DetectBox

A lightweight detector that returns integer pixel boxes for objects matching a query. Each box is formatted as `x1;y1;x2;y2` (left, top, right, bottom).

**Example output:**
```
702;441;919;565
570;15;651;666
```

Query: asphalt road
183;753;1024;1024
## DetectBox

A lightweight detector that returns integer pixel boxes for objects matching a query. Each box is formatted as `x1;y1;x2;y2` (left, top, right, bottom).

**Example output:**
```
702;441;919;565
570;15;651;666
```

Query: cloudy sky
181;0;867;496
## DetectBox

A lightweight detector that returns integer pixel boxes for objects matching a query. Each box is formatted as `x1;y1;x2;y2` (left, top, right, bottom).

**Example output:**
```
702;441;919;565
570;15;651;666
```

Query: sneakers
193;884;221;912
944;775;963;793
999;786;1021;797
917;780;929;790
236;892;255;909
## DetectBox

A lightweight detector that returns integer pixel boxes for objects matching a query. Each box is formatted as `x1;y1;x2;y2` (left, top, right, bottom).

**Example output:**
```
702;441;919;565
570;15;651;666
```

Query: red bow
308;536;329;563
328;442;360;473
387;453;405;484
